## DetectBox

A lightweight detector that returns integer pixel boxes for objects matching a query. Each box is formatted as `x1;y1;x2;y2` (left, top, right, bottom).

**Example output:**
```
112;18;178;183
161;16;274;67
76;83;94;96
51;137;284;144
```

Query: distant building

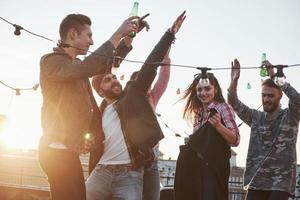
158;158;176;187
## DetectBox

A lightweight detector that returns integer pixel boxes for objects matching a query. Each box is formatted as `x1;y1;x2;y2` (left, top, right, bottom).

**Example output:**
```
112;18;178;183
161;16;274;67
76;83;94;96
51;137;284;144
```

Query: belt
99;164;139;173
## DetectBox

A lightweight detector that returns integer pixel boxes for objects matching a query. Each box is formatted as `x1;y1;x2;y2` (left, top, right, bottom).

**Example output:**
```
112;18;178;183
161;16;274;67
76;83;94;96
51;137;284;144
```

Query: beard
263;102;278;113
102;83;122;100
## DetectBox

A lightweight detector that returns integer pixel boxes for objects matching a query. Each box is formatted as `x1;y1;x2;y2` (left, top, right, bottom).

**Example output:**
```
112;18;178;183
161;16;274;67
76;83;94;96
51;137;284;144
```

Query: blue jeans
86;164;143;200
143;162;160;200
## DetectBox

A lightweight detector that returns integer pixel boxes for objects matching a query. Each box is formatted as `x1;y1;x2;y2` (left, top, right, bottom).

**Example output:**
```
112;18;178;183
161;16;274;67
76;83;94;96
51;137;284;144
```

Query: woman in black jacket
174;73;240;200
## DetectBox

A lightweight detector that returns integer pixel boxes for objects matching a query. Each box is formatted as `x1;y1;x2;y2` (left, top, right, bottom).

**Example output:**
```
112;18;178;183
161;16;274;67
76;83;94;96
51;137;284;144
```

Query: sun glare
0;114;41;150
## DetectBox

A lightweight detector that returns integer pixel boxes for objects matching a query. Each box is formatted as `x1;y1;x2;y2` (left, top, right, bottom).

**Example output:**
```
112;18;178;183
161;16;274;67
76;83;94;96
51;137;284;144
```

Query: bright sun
0;122;40;149
0;102;42;150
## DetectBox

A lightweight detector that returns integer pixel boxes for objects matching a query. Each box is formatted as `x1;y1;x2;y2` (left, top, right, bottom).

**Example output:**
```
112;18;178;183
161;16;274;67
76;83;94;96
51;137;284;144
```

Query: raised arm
148;49;171;109
227;59;255;126
134;11;186;94
281;83;300;125
264;60;300;125
41;16;140;81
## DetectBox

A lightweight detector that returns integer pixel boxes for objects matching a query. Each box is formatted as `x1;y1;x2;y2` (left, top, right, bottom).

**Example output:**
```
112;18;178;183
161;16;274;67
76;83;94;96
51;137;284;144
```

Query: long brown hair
181;73;225;122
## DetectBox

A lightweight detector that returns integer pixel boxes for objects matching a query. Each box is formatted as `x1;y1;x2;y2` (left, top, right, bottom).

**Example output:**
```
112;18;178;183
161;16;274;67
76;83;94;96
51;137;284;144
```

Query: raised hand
137;13;150;33
170;11;186;34
262;60;275;78
231;59;240;82
118;16;140;38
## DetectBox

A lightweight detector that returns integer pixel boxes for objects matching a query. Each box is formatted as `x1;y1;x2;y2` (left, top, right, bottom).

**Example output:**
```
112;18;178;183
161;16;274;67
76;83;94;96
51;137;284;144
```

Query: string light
13;24;23;36
247;83;251;89
156;113;184;138
196;67;211;87
273;65;287;86
15;89;21;96
1;16;300;72
0;80;39;96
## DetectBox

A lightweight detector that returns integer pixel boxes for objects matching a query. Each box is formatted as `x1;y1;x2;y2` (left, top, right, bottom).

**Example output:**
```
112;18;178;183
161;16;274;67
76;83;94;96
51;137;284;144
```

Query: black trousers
246;189;290;200
39;146;86;200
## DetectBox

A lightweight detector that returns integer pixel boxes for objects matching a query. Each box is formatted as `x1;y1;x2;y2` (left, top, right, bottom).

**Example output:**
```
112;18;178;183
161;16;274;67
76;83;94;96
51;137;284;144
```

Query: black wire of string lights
0;17;41;95
156;113;191;138
0;80;39;95
2;16;300;72
1;16;298;130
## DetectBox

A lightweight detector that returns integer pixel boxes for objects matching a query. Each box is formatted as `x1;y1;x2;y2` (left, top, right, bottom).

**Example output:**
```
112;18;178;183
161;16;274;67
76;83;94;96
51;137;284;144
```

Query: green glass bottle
128;1;139;38
260;53;268;77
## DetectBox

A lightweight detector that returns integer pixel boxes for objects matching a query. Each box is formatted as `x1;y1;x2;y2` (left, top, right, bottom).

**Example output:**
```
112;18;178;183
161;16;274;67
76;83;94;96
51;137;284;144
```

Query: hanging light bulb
15;89;21;96
247;83;251;89
13;24;23;36
197;67;211;87
273;65;287;86
32;83;39;91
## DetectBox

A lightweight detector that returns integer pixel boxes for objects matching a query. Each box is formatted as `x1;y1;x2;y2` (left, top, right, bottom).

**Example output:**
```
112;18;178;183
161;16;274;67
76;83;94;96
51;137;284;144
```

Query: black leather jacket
89;30;175;173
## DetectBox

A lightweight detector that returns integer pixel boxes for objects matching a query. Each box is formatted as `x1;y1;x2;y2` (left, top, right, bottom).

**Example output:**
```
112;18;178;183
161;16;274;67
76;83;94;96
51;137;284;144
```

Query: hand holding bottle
260;53;269;77
262;60;275;78
128;1;150;37
121;16;140;38
109;15;140;48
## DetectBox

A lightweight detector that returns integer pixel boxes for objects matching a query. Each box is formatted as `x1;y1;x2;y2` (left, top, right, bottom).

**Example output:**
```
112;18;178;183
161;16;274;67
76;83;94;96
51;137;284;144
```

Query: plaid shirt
228;82;300;194
194;101;240;146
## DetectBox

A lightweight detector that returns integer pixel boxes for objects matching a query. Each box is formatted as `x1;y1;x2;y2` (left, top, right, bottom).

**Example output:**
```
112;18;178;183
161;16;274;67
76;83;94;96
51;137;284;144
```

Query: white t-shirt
99;103;131;165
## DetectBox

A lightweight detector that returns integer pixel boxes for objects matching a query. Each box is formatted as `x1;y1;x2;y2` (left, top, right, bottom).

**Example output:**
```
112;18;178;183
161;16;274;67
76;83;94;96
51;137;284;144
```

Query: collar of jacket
53;46;73;59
